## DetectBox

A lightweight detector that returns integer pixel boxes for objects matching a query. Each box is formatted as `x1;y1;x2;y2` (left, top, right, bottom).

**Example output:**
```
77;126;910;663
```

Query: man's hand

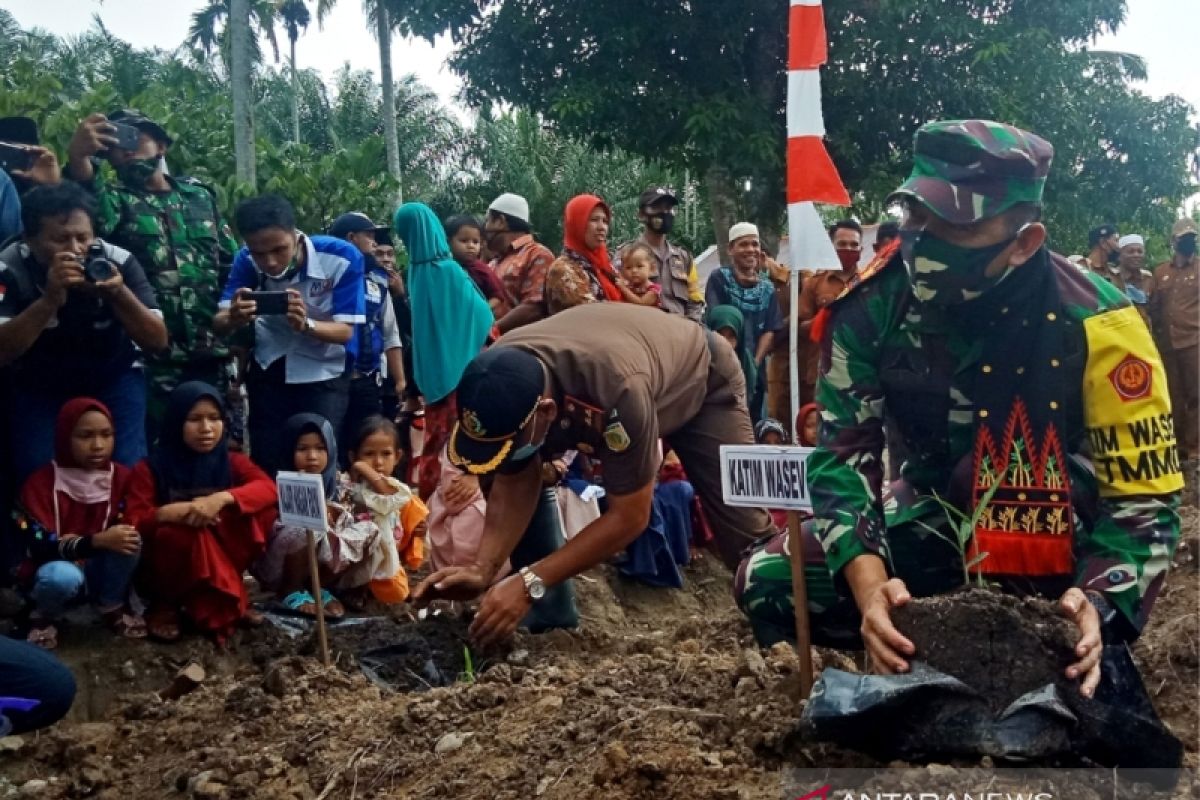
443;473;480;507
10;146;61;186
286;289;308;333
411;563;493;605
469;573;531;648
67;113;118;165
1060;588;1103;697
44;253;85;307
228;288;258;327
92;524;141;555
859;578;915;674
89;265;126;301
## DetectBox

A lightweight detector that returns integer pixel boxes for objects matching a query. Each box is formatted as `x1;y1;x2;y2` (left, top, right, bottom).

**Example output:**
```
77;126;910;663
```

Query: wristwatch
304;317;317;334
519;567;546;601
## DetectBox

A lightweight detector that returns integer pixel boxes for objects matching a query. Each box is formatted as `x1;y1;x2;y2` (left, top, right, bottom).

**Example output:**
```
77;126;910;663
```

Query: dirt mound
1;511;1196;798
893;589;1077;713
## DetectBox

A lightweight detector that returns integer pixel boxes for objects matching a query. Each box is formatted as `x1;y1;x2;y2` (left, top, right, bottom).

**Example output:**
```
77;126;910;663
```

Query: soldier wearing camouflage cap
66;110;239;447
735;120;1183;699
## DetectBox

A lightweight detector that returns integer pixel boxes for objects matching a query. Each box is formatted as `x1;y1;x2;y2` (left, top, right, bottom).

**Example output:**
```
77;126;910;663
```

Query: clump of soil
893;588;1077;712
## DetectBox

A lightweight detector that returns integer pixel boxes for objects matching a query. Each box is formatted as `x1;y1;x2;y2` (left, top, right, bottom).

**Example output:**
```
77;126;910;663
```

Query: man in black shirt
0;183;166;481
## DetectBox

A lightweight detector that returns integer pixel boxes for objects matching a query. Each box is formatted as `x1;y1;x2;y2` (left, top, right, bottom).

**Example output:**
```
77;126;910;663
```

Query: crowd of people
0;109;1193;736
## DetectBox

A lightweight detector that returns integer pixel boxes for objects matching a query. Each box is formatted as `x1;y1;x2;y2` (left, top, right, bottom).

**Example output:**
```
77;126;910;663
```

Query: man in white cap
1112;233;1153;326
484;193;555;333
704;222;784;420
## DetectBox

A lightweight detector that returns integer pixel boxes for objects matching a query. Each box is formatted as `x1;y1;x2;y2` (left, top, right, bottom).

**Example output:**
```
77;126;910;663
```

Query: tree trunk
231;0;256;188
290;36;301;144
706;165;737;266
377;5;403;203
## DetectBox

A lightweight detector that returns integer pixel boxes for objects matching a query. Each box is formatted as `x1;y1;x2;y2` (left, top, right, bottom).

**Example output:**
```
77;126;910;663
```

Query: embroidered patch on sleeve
1083;306;1184;497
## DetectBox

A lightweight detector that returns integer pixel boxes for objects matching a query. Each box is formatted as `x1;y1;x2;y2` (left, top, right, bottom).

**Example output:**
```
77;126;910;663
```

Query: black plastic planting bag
801;645;1182;773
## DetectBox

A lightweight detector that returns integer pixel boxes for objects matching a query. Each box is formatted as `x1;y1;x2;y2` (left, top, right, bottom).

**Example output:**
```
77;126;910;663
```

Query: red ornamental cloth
787;137;851;206
562;195;623;302
788;2;828;70
126;453;277;639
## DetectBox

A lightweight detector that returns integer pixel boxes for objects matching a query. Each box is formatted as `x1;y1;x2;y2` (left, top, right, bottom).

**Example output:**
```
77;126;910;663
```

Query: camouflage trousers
733;483;1072;650
145;358;240;449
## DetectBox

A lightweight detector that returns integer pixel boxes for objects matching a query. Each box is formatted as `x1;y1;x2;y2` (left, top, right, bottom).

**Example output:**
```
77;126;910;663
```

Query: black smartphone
246;290;290;315
0;142;35;174
108;122;142;152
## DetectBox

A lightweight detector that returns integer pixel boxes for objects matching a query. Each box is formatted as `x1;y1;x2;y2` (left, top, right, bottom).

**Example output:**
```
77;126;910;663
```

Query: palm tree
276;0;312;144
315;1;403;201
231;0;256;186
188;0;282;188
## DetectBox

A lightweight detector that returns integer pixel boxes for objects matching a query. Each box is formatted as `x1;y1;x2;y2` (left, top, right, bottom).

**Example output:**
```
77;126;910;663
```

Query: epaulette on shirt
829;238;902;308
809;239;902;345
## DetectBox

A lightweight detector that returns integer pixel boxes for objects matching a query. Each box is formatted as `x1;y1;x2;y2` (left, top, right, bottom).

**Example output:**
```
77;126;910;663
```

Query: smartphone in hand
0;142;36;174
245;291;290;315
108;122;142;152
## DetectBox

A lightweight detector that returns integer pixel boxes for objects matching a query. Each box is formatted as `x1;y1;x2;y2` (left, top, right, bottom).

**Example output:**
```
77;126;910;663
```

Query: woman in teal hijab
705;304;758;401
393;202;492;498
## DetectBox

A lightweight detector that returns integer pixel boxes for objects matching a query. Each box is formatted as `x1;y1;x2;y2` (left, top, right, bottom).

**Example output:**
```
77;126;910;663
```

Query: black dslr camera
82;243;115;282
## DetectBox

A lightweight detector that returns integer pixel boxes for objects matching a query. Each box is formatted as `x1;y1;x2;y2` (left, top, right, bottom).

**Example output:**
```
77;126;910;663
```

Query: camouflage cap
108;109;173;146
887;120;1053;226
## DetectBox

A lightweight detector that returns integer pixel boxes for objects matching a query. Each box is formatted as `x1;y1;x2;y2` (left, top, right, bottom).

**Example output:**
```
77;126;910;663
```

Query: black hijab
281;413;339;499
149;382;233;503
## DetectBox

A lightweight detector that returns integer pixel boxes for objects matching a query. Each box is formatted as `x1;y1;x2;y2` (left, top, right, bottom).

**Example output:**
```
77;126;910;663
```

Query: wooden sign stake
306;529;331;667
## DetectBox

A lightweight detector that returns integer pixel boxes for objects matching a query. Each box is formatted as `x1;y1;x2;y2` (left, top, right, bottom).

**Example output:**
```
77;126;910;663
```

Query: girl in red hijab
126;382;277;643
544;194;623;314
16;399;143;649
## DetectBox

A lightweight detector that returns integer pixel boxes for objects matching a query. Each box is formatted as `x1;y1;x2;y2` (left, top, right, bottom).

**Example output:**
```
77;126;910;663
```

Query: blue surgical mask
509;412;547;463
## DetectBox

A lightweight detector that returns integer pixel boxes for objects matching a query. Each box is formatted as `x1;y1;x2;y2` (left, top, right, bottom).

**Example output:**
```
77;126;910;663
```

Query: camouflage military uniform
735;121;1182;649
84;167;238;444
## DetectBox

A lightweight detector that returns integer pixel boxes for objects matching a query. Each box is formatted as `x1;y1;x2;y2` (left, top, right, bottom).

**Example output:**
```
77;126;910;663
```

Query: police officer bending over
412;303;774;646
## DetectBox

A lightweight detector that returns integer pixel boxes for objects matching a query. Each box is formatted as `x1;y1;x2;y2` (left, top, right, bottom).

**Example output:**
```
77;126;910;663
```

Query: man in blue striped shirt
215;195;365;474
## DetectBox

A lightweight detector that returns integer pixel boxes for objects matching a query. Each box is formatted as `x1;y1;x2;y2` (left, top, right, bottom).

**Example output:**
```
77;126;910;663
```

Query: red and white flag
786;0;849;273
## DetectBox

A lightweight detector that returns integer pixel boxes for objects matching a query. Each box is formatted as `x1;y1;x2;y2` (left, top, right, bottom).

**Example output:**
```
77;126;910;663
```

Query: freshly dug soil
892;589;1078;713
0;508;1195;799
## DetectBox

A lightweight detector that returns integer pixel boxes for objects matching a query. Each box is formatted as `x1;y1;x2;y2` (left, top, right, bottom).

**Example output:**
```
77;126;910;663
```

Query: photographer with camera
0;183;167;482
66;110;237;447
1;116;63;244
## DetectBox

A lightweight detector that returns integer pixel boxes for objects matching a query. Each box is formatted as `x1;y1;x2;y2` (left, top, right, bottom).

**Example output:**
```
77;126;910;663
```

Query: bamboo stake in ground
306;529;331;667
787;510;814;698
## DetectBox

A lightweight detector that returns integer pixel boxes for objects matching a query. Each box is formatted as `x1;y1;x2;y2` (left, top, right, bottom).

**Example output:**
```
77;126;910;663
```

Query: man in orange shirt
484;193;555;334
796;219;864;405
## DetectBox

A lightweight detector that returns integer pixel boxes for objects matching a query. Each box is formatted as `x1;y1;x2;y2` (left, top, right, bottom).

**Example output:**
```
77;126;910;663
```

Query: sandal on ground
145;606;182;643
26;621;58;650
319;589;346;619
101;607;148;640
282;590;319;618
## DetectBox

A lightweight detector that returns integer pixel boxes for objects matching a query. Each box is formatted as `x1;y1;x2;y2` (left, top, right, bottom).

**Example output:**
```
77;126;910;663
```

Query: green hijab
392;202;492;403
706;304;758;397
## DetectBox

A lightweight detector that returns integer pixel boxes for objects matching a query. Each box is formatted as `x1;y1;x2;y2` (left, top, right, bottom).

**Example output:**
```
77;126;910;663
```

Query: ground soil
0;510;1196;800
893;589;1078;713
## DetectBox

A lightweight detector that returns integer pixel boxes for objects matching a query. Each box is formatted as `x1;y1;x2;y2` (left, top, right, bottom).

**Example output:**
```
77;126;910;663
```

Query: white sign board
276;471;328;531
720;445;815;510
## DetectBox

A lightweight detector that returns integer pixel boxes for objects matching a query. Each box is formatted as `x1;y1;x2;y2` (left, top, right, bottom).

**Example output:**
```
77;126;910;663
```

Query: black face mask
646;211;675;235
1177;234;1197;258
1106;248;1120;265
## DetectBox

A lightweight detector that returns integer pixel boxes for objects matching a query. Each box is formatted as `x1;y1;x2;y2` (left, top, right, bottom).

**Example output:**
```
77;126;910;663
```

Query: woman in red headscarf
544;194;624;315
16;399;143;648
